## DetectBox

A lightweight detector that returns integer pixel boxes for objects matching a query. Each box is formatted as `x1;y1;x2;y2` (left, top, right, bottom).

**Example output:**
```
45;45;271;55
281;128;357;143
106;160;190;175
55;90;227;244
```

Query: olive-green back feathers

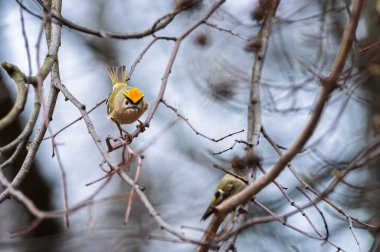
106;84;128;116
201;174;246;221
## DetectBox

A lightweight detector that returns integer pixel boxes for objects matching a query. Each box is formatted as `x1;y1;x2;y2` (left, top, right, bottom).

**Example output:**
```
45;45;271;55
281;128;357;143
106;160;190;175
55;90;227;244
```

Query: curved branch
0;141;27;170
0;86;41;154
0;62;28;131
16;0;186;40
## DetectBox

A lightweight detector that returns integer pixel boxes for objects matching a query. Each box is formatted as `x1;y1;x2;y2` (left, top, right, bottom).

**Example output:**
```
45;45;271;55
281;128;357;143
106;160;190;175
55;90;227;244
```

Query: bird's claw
137;120;146;132
123;132;133;144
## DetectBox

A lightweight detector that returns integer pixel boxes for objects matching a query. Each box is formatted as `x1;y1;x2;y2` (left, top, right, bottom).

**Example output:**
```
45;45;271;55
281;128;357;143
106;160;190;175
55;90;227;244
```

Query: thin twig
253;200;343;251
161;99;244;143
19;0;32;77
138;117;178;153
203;21;248;41
296;186;329;243
126;37;160;81
262;125;364;251
257;163;325;239
124;146;143;225
359;40;380;52
43;99;106;140
53;143;70;228
212;163;248;184
212;140;252;155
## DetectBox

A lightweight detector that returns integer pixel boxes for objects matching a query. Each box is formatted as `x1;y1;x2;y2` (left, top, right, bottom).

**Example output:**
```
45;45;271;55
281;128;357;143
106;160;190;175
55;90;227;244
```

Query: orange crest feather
123;88;144;104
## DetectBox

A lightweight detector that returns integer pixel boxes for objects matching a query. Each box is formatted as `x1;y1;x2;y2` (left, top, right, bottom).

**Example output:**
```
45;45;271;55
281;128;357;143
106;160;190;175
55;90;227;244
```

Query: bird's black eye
125;100;129;106
214;189;223;199
214;191;221;198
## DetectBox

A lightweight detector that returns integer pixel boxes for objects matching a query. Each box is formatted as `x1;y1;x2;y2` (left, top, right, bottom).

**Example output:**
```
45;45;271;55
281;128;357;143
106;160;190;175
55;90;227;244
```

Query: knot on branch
319;76;340;92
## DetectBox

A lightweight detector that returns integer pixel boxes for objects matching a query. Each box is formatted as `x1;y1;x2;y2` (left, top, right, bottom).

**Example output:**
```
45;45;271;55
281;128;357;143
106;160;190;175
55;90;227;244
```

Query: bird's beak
129;105;139;111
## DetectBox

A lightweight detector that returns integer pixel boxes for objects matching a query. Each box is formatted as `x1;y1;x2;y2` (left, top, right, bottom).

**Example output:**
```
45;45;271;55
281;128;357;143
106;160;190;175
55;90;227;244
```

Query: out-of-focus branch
262;125;380;219
118;170;215;248
261;127;363;249
19;0;32;77
16;0;192;40
0;141;26;171
0;63;28;131
256;162;327;240
203;21;248;41
0;85;40;154
252;200;343;251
